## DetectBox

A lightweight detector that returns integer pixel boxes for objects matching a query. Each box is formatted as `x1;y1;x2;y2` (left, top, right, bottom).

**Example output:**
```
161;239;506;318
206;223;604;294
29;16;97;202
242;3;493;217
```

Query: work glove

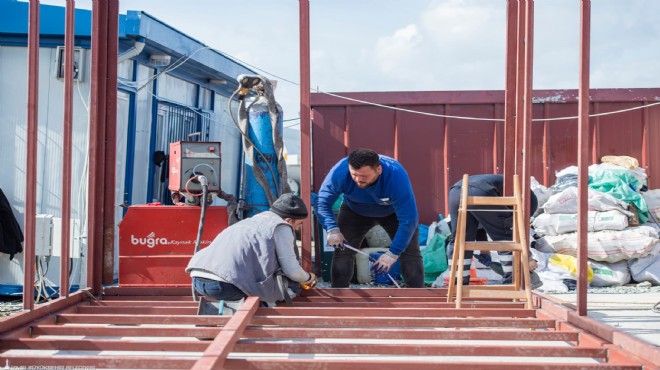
372;251;399;272
326;228;345;249
301;272;318;290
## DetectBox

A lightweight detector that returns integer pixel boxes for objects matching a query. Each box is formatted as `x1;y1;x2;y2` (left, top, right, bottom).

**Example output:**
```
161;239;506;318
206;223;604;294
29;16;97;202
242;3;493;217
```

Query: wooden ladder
447;174;534;309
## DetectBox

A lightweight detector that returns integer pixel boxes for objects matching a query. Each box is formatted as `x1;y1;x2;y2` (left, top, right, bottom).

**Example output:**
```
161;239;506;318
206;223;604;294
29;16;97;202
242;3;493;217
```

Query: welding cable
340;242;401;288
193;175;209;255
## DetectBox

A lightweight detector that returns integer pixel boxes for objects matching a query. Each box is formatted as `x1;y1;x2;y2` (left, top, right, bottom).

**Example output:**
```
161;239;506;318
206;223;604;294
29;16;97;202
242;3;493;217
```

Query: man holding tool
186;193;317;310
317;148;424;288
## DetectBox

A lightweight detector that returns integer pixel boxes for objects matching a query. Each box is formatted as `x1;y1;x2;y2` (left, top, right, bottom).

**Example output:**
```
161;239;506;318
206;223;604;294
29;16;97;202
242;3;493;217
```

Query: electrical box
35;214;54;256
51;217;84;258
169;141;221;193
34;215;83;258
56;46;84;81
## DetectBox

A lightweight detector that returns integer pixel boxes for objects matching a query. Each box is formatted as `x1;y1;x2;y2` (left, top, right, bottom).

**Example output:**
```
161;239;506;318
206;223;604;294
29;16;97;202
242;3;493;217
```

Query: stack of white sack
530;161;660;287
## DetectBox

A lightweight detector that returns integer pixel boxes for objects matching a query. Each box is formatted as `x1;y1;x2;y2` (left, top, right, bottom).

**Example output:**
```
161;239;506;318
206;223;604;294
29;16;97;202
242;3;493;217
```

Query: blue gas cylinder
370;252;401;285
243;95;283;217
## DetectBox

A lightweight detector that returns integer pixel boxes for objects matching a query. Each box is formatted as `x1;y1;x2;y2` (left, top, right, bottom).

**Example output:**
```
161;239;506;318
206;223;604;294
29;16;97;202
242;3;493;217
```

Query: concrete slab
548;290;660;347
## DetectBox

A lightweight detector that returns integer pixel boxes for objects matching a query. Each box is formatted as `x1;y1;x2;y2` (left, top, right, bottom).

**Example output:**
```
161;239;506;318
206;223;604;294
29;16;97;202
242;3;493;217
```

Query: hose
192;175;209;302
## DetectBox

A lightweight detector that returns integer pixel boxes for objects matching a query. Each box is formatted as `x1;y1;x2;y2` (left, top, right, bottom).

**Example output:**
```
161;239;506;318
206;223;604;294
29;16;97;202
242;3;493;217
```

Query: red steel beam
503;0;518;195
250;316;555;329
255;307;536;317
521;0;534;238
233;341;607;358
0;291;85;336
56;313;229;325
299;0;312;272
0;355;195;369
60;0;75;298
242;326;579;341
23;0;40;312
88;0;109;294
31;325;223;338
192;296;260;370
576;0;591;317
223;359;642;370
75;306;197;315
514;0;525;178
102;0;119;285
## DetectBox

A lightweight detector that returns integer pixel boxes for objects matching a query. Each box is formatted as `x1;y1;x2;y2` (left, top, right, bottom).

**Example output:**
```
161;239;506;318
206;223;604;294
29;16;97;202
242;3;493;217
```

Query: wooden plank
467;196;517;206
464;241;523;252
462;290;529;299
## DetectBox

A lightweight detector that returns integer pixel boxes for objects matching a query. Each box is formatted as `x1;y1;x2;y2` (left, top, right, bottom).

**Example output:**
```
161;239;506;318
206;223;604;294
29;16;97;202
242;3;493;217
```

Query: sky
41;0;660;124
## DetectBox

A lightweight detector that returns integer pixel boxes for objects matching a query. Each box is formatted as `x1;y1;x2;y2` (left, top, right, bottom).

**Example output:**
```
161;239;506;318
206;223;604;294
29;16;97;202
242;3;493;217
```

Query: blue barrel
243;96;283;217
370;252;401;285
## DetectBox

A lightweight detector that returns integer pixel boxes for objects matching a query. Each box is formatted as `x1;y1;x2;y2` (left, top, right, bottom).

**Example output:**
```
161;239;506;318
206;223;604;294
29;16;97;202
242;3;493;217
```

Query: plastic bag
547;253;594;282
421;234;448;285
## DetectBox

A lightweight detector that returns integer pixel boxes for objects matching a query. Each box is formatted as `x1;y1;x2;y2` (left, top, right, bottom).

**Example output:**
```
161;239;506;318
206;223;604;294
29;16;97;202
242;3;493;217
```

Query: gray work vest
185;211;293;303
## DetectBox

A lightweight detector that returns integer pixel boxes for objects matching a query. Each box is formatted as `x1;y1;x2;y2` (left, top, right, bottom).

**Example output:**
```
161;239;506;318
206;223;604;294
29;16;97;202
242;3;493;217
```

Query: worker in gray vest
186;193;317;308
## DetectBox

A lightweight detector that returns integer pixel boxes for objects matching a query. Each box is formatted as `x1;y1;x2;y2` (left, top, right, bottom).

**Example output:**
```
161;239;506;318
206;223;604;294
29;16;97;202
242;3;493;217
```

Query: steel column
576;0;592;317
60;0;75;298
103;0;119;285
299;0;312;271
503;0;519;195
88;0;109;293
23;0;40;311
521;0;534;241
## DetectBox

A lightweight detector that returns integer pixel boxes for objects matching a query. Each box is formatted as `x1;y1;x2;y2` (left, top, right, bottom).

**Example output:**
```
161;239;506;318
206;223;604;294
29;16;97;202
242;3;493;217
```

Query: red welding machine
118;205;229;287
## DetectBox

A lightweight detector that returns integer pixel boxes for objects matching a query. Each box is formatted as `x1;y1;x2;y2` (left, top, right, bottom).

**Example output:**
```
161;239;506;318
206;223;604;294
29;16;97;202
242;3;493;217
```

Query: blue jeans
192;277;247;301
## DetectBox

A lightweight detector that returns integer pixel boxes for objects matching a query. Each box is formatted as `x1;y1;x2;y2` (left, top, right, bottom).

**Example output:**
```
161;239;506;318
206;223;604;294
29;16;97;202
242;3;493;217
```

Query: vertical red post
88;0;109;294
521;0;534;233
60;0;75;297
103;0;119;285
299;0;312;271
503;0;518;195
514;0;525;179
576;0;592;317
23;0;40;310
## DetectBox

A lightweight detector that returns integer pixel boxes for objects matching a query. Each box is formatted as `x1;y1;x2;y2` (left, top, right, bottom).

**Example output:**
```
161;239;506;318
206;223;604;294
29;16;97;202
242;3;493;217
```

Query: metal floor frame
1;287;658;369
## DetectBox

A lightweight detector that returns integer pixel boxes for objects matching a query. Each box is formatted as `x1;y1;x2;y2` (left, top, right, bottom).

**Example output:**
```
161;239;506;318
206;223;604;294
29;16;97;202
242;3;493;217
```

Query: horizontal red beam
291;301;526;308
224;358;642;370
256;307;536;317
250;316;555;328
56;313;228;325
0;355;195;369
310;88;660;107
0;338;209;352
243;327;578;341
31;325;222;338
232;341;606;358
88;300;197;307
76;306;197;315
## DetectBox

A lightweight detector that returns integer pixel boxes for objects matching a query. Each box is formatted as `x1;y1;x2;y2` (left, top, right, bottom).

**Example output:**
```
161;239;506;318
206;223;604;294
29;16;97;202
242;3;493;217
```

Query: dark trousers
331;204;424;288
192;277;248;301
447;186;514;280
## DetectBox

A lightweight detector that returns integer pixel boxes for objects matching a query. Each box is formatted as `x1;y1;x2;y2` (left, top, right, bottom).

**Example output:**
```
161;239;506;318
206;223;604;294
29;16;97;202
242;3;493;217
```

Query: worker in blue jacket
317;148;424;288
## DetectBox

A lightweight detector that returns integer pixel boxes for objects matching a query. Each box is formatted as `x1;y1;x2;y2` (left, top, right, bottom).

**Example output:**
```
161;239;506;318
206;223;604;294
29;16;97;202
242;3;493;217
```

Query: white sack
543;187;632;216
532;210;629;236
642;189;660;220
589;260;631;287
543;226;660;263
628;254;660;285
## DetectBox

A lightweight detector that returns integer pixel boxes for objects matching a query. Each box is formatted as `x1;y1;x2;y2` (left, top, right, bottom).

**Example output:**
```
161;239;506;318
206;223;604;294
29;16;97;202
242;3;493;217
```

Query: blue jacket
317;155;418;256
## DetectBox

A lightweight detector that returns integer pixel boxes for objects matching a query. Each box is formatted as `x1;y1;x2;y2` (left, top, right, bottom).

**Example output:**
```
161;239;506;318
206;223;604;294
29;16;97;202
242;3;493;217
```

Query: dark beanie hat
270;193;308;220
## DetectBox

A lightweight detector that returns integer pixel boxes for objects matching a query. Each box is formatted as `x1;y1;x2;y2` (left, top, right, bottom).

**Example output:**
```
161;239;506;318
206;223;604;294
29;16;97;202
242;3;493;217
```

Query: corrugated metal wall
310;88;660;224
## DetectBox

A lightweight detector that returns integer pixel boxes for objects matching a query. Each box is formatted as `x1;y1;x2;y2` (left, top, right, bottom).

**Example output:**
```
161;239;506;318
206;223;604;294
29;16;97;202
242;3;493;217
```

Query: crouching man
186;193;317;313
